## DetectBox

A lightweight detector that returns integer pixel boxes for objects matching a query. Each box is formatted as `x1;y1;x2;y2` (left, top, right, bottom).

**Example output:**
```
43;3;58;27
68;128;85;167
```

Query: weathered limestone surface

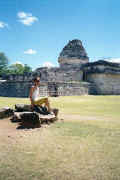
0;81;91;97
15;112;41;128
15;104;32;112
14;104;58;117
35;66;83;82
0;81;31;97
58;39;89;68
13;111;57;128
82;60;120;74
2;73;33;82
83;60;120;95
57;82;91;96
0;107;14;119
86;73;120;95
12;105;59;128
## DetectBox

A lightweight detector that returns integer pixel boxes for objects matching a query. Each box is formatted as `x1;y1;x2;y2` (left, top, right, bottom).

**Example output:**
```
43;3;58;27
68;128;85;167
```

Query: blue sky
0;0;120;69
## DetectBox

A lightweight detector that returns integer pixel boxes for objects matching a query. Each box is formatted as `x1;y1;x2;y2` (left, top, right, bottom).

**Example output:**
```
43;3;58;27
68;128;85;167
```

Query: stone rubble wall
57;82;90;96
0;81;32;97
58;58;89;68
86;73;120;95
0;81;91;97
2;73;33;82
35;67;83;82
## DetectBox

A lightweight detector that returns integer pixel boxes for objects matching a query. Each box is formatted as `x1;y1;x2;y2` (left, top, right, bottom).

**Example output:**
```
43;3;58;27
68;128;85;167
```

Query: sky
0;0;120;69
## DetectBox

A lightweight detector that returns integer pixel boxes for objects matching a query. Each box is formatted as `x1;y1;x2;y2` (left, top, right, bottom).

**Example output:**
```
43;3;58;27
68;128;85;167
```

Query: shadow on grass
10;117;41;130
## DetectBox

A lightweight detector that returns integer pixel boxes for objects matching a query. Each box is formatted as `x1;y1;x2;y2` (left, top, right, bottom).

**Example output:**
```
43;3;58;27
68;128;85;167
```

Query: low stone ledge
12;108;59;128
0;107;14;119
15;104;32;112
39;114;56;124
15;104;59;117
0;103;59;128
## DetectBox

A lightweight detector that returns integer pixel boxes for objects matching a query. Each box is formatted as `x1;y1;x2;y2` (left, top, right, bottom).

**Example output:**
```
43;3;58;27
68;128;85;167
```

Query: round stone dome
58;39;89;68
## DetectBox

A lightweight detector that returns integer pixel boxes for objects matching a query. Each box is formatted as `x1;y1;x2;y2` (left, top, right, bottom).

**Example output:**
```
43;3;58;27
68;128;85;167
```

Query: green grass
1;95;120;117
0;96;120;180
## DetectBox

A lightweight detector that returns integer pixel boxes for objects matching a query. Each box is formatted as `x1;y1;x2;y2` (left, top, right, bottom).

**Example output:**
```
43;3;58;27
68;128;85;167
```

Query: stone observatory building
58;39;89;68
1;39;120;97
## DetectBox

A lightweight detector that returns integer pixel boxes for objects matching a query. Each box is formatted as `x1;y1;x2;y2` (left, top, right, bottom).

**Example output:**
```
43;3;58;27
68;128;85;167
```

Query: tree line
0;52;32;75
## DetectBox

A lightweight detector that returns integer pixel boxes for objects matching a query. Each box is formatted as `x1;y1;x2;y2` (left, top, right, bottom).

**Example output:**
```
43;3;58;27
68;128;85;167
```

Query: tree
0;52;9;74
8;63;32;75
9;63;24;75
0;52;32;75
23;64;32;73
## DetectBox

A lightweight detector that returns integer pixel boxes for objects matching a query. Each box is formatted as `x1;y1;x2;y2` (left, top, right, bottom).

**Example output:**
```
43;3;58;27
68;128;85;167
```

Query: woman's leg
34;98;51;112
44;98;51;112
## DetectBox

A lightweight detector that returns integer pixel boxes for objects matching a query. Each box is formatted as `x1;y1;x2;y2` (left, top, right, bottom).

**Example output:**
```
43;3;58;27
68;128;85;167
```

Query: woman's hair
33;77;40;82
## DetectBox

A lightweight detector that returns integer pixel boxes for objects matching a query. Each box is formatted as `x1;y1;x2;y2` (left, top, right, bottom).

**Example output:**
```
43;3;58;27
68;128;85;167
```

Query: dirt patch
0;114;117;143
0;118;17;134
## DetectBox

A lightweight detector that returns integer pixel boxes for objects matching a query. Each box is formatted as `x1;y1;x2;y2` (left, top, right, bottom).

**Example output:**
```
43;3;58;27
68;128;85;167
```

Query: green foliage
23;64;32;73
7;63;32;75
0;52;9;75
0;52;32;75
8;63;24;74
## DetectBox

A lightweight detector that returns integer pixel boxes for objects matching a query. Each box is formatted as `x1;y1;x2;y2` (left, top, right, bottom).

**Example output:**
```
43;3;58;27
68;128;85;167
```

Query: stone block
15;104;32;112
0;107;14;119
12;110;58;128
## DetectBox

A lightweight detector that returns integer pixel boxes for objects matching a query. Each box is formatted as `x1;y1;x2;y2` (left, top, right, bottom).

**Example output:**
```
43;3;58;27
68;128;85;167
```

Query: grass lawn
0;96;120;180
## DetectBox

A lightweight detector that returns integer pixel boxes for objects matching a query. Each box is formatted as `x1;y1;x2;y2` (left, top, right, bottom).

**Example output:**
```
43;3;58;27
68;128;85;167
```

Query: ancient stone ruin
58;39;89;68
1;39;120;96
0;104;59;128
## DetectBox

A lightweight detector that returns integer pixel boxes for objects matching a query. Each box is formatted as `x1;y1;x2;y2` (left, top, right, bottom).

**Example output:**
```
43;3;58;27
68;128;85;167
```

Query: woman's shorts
33;97;48;106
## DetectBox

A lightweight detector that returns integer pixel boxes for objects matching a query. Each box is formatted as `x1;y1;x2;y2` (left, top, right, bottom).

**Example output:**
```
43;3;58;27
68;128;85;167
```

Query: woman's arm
29;86;34;106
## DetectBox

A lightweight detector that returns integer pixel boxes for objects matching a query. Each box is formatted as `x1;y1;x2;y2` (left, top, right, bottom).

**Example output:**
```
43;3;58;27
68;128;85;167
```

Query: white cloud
18;12;29;18
24;49;37;55
0;21;8;28
17;11;38;26
13;61;24;66
43;61;54;68
106;58;120;63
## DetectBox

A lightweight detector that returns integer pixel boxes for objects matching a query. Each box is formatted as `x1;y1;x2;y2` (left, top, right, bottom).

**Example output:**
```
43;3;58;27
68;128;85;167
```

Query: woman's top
32;86;40;101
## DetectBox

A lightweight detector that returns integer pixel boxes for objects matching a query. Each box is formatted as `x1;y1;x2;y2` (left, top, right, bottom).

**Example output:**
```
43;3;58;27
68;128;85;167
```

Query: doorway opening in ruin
83;71;87;81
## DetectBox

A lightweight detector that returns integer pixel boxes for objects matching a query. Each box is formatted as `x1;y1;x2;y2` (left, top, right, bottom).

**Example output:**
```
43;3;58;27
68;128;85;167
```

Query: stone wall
35;67;83;82
86;73;120;95
0;81;91;97
57;82;91;96
0;81;32;97
2;73;33;82
1;60;120;96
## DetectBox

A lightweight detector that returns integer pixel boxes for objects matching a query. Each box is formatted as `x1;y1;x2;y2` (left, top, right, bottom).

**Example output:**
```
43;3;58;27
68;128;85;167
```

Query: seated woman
29;77;51;113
